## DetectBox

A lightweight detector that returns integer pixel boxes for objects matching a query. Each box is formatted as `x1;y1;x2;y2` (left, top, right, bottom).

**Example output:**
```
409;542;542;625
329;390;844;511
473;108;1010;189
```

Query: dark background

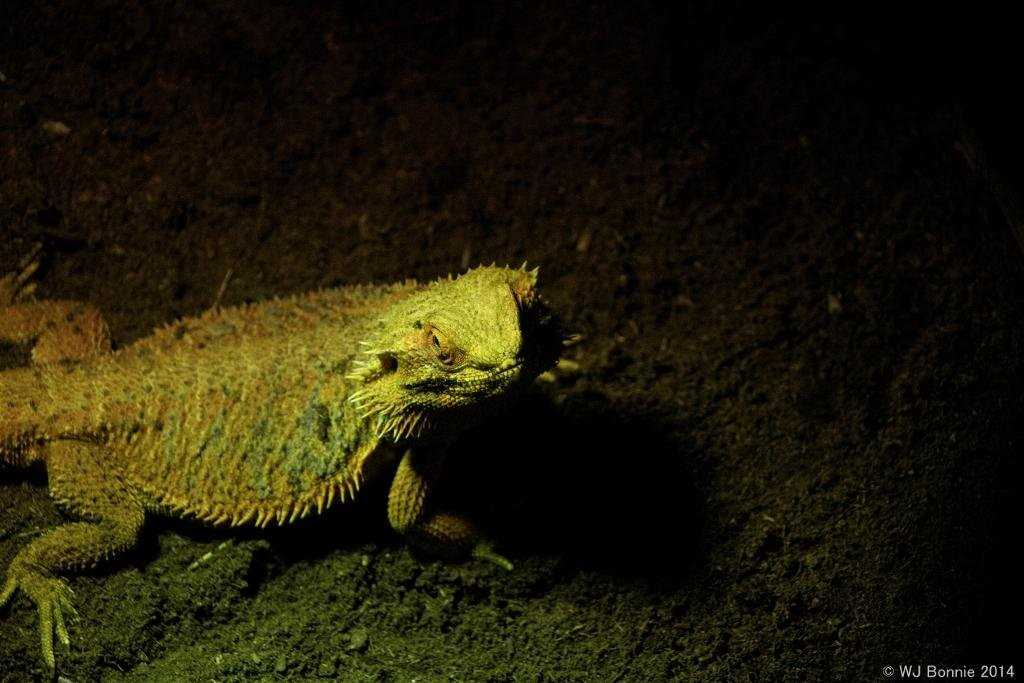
1;1;1021;679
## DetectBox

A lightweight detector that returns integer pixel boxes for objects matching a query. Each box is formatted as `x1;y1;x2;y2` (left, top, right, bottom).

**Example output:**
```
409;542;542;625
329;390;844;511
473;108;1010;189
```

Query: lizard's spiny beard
345;342;435;441
347;381;431;442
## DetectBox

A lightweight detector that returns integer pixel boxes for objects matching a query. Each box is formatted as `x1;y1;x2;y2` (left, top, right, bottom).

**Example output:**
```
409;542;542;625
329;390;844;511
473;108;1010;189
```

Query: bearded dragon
0;249;562;671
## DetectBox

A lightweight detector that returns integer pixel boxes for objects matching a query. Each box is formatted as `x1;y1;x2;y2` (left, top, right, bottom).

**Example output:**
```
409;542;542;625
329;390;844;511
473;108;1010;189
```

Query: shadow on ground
447;390;706;581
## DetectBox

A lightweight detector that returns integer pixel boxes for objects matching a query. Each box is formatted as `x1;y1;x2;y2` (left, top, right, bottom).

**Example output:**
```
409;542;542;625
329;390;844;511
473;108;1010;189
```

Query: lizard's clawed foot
0;243;42;306
472;541;514;571
1;562;79;671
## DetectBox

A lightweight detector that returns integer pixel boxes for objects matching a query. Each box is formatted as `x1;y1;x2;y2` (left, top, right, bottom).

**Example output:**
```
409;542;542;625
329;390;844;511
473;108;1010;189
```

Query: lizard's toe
52;582;77;647
4;565;76;671
472;541;514;571
0;243;42;306
33;577;75;670
0;573;16;609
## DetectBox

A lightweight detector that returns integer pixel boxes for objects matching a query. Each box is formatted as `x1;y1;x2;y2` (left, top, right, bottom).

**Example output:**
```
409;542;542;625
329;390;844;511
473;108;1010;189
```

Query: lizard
0;247;563;671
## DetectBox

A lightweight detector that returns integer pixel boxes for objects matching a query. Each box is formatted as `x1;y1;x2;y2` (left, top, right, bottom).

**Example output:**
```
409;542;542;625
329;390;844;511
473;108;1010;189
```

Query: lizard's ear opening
378;352;398;375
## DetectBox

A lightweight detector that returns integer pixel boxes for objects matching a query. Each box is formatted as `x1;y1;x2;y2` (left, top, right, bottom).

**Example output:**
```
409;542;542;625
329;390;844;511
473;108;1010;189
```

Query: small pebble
318;657;338;677
41;120;71;136
346;627;369;652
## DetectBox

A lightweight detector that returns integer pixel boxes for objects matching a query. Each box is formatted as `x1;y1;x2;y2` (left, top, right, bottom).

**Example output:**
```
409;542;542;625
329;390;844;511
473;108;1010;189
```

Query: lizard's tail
0;367;50;467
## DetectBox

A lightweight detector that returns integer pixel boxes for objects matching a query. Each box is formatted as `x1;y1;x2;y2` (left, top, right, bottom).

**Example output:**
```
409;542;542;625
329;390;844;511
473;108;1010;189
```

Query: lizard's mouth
493;358;526;378
402;359;526;403
456;359;526;396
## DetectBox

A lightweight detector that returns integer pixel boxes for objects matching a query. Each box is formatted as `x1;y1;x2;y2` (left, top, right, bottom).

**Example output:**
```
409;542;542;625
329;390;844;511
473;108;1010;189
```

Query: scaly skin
0;251;562;671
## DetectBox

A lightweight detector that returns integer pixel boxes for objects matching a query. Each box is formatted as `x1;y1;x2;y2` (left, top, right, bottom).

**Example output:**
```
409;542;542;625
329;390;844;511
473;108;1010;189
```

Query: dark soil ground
1;1;1021;681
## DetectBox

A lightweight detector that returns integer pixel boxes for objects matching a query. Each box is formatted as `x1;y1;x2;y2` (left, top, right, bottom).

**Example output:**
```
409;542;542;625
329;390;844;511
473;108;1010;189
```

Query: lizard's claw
1;563;78;671
472;541;514;571
0;243;42;306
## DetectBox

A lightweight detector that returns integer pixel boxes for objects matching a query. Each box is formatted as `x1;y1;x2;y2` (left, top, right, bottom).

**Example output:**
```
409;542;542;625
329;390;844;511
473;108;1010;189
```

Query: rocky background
1;1;1020;680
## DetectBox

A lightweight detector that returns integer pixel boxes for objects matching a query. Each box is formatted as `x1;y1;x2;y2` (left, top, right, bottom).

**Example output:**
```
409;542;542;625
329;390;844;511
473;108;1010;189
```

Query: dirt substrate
1;2;1021;681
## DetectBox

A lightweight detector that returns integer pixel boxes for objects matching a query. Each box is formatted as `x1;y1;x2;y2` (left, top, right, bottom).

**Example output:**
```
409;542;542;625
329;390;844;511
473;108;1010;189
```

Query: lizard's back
3;280;420;525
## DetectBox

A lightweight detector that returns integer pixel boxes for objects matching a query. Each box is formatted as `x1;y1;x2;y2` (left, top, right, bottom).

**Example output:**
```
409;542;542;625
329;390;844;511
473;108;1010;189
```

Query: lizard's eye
429;328;456;366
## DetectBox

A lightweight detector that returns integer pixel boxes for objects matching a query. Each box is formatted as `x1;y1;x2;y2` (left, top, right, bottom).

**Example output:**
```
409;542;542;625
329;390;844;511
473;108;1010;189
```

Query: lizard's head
348;264;563;440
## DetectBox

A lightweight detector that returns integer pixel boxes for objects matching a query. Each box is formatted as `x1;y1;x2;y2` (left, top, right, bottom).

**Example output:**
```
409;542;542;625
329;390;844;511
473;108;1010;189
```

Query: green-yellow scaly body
0;257;562;671
7;283;404;526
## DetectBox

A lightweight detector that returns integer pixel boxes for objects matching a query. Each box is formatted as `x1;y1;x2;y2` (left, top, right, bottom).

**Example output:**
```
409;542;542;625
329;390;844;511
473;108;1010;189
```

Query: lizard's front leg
387;448;513;570
0;441;145;670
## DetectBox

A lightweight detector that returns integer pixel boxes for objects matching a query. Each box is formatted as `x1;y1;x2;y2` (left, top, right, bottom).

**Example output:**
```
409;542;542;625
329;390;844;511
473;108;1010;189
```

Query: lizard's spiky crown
347;264;561;441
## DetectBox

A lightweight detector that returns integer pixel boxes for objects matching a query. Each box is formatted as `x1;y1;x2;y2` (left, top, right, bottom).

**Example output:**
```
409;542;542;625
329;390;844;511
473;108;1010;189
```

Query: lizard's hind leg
0;440;145;670
1;247;111;364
